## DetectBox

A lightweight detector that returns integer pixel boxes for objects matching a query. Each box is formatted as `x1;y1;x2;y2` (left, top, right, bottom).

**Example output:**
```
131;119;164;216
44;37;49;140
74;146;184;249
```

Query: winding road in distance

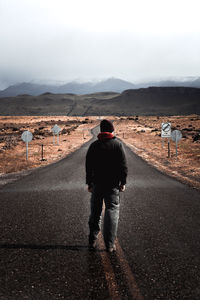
0;126;200;300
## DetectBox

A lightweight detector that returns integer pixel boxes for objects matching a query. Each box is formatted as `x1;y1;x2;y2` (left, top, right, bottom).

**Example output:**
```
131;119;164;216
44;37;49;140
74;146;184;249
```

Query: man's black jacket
86;136;128;189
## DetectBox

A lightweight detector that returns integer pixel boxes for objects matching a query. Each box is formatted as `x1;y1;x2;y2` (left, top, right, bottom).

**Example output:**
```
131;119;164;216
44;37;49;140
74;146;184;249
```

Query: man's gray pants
88;186;120;249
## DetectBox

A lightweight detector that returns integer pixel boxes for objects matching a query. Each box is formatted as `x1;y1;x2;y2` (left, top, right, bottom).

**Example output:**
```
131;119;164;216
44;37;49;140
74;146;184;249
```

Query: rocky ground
0;115;199;190
114;115;200;189
0;116;99;175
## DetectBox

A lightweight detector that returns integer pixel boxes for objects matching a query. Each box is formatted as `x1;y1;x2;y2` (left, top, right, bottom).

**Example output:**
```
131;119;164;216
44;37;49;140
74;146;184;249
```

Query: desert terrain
0;116;99;176
114;115;200;189
0;115;199;189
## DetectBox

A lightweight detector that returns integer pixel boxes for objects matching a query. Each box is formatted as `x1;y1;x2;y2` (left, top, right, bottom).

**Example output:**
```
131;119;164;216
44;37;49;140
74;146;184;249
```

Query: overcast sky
0;0;200;89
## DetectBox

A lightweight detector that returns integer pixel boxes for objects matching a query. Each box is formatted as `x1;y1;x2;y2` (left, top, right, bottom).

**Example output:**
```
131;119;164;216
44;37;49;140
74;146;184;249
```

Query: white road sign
171;129;182;157
51;124;61;135
51;124;61;145
21;130;33;160
21;130;33;143
161;123;171;138
171;130;182;142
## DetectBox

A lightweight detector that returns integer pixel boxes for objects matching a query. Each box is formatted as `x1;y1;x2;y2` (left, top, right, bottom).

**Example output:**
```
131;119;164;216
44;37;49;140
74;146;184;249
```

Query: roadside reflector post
168;138;171;158
82;129;88;139
21;130;33;161
176;140;178;157
26;142;28;160
41;144;44;161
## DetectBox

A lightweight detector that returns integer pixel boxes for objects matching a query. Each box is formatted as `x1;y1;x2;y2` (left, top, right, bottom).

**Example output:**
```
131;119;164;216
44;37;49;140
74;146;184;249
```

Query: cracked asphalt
0;127;200;299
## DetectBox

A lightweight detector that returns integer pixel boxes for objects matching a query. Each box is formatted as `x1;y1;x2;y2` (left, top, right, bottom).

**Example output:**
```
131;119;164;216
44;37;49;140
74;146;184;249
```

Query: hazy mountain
57;81;94;94
187;77;200;88
1;76;200;99
0;82;58;98
91;78;135;92
0;87;199;116
1;77;200;98
135;77;200;89
0;78;135;98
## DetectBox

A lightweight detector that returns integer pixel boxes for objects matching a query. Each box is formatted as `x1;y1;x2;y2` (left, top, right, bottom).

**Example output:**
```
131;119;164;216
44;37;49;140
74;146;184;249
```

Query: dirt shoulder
0;115;199;190
114;115;200;190
0;116;99;186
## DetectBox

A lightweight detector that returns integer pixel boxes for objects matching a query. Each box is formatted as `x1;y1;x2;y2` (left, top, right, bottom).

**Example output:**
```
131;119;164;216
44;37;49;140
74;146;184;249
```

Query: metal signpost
161;123;171;157
21;130;33;160
51;124;61;145
41;144;46;161
171;130;182;157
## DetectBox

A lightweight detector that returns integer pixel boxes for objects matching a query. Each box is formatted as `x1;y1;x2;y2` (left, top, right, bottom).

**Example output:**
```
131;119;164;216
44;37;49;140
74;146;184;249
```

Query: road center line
115;239;144;300
98;233;121;300
99;205;143;299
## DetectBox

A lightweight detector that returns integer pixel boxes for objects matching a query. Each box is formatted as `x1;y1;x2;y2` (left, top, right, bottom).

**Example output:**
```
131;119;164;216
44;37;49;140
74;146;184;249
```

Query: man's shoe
88;240;97;251
106;244;116;253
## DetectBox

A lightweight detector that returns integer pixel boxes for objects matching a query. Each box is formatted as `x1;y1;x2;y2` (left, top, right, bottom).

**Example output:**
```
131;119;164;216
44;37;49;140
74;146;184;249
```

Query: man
86;119;128;252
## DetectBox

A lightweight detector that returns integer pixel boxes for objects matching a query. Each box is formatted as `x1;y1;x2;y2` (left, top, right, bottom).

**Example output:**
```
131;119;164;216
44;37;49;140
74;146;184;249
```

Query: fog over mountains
0;78;134;97
1;77;200;98
0;77;200;116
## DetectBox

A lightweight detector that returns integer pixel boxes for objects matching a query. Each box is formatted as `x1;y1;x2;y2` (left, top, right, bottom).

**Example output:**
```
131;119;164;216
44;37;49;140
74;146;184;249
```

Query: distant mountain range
0;78;135;98
1;77;200;98
0;87;199;116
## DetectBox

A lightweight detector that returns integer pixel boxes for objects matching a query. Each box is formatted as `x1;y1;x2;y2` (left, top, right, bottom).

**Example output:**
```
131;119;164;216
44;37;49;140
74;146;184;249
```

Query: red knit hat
100;119;114;132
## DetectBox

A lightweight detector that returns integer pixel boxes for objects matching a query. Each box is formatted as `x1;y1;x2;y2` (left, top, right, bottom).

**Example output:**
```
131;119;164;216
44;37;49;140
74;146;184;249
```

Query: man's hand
119;185;125;192
88;185;93;193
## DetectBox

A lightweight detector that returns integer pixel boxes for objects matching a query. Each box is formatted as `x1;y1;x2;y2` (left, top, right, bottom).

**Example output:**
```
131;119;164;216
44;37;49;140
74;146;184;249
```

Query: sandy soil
114;115;200;190
0;115;199;190
0;116;99;175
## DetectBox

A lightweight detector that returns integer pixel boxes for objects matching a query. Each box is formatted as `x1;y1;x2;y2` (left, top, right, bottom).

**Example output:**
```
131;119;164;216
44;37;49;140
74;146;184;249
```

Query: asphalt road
0;127;200;300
